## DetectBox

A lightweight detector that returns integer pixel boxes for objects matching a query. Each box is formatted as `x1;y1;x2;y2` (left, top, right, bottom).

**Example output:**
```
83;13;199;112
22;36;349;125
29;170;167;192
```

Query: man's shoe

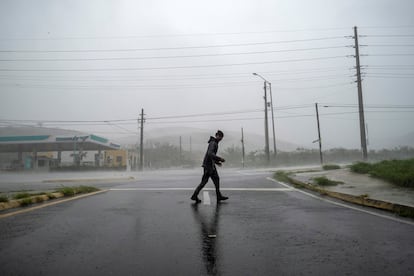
191;195;201;203
217;196;229;202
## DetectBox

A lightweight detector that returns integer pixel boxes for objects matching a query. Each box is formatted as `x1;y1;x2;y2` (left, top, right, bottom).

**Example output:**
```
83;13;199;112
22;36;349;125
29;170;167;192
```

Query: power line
105;121;136;135
0;55;347;72
0;80;354;91
359;25;414;29
3;106;411;127
365;75;414;79
0;28;354;41
0;74;349;83
322;104;414;109
367;54;414;57
0;46;348;62
0;36;346;53
367;44;414;47
3;26;411;43
365;35;414;38
0;74;350;87
365;65;414;69
0;66;351;81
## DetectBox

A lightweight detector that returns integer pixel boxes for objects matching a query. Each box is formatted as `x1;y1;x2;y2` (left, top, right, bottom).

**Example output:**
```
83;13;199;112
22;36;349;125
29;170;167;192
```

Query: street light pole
253;73;270;164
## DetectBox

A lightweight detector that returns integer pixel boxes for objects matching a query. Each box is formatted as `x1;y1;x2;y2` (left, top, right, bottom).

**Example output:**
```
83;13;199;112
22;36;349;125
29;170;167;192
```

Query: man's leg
191;169;210;202
211;170;228;202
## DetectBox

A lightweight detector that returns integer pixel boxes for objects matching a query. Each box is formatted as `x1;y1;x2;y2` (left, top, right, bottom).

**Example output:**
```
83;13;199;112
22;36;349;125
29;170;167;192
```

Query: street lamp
253;73;270;163
253;73;277;162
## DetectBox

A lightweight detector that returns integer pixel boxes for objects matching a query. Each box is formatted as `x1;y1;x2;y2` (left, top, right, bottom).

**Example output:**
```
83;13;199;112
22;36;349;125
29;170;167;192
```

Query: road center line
203;191;211;205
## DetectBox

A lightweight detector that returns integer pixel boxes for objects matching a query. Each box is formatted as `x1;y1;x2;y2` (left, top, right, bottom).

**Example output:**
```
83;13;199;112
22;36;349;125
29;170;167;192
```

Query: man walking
191;130;229;203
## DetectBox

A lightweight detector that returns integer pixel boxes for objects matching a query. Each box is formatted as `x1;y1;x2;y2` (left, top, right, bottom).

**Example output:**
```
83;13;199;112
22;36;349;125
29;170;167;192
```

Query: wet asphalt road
1;169;414;276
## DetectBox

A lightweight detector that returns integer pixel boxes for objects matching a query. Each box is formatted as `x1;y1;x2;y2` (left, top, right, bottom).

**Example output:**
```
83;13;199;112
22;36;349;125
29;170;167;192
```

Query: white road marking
109;187;293;191
236;170;272;176
203;191;211;205
266;177;414;226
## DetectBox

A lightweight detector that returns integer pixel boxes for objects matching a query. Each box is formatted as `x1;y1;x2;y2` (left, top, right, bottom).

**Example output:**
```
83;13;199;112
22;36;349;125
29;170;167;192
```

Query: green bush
57;186;99;197
75;186;99;194
13;192;32;200
313;176;342;186
57;187;76;196
20;197;33;207
0;195;9;203
323;164;341;170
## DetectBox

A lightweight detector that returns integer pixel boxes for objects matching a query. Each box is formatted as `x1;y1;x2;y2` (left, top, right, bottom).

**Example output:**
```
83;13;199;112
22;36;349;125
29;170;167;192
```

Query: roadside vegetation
312;176;343;186
57;185;100;196
0;194;9;203
323;164;341;170
350;158;414;188
0;186;100;209
13;192;33;200
273;171;292;183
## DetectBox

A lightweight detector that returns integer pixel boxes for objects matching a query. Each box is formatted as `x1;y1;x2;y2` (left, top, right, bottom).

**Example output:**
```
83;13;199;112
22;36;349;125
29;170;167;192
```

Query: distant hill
390;131;414;148
369;131;414;149
116;127;299;152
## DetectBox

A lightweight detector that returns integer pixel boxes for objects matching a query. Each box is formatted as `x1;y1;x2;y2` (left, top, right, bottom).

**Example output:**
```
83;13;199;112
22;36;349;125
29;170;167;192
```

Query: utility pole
253;73;271;165
263;81;270;164
354;26;368;161
315;103;323;165
241;127;245;168
179;136;182;163
139;108;145;171
269;82;277;157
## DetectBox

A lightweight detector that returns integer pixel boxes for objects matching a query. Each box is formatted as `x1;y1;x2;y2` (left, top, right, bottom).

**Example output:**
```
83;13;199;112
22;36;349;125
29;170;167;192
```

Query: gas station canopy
0;127;121;153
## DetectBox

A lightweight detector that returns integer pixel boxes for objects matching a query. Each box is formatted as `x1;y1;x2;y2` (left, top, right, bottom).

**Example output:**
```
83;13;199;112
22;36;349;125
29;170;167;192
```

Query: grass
273;171;291;183
34;196;45;203
56;186;100;197
0;186;100;211
350;159;414;188
46;193;57;199
20;197;33;207
323;164;341;170
312;176;343;186
350;162;373;174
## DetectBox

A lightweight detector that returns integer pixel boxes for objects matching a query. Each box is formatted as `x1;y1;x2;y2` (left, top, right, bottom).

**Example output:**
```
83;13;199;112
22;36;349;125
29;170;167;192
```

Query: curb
286;175;414;218
0;190;108;219
42;176;135;183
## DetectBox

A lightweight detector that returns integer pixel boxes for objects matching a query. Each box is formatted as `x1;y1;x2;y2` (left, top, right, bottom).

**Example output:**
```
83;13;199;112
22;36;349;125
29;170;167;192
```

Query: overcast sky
0;0;413;150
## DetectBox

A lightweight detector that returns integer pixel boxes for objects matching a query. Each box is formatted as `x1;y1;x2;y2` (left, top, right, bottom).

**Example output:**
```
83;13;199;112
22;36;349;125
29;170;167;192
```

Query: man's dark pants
193;167;222;198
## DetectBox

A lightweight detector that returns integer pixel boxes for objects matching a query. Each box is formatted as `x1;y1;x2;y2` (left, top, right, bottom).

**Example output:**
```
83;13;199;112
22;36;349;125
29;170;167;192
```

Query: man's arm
207;142;225;163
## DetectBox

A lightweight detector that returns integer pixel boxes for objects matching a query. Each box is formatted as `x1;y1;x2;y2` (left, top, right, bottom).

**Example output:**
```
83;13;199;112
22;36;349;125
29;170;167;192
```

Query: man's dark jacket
202;136;223;171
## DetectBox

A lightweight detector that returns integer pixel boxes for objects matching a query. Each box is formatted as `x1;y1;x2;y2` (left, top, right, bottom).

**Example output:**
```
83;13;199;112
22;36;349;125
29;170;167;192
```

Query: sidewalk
290;168;414;209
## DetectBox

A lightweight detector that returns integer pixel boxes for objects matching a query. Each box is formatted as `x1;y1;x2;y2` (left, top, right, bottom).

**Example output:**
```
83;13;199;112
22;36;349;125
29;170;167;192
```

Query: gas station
0;127;121;170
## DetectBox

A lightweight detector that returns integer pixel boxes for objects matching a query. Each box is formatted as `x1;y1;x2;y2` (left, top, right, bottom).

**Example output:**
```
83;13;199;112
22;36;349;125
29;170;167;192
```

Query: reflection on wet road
191;201;222;275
